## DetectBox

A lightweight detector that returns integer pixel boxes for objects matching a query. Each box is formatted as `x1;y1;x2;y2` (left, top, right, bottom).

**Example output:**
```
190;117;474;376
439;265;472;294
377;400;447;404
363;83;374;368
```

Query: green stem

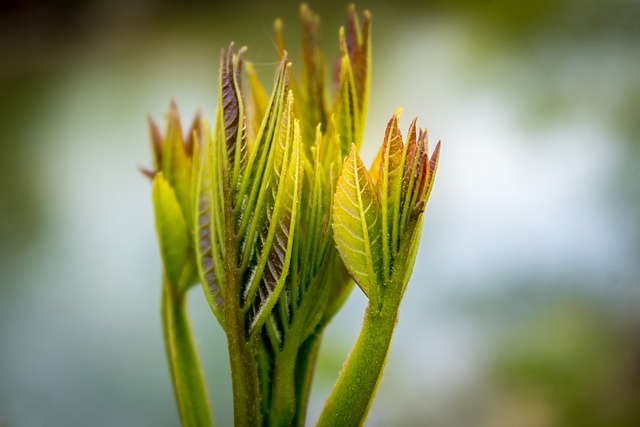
221;161;261;425
222;252;261;425
293;333;322;427
257;341;273;419
317;295;401;427
268;332;323;427
269;345;298;426
224;317;261;426
161;276;214;427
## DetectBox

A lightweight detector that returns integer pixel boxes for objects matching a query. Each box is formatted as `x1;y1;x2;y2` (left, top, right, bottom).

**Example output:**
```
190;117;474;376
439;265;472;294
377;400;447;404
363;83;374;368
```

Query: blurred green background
1;0;639;426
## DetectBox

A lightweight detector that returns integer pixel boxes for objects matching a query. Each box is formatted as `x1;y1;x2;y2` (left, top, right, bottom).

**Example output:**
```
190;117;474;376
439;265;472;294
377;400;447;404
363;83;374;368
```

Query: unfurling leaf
299;4;328;149
345;6;371;123
236;57;289;245
332;45;360;158
245;93;302;340
194;120;225;321
336;115;441;304
332;144;382;299
219;44;248;193
331;7;371;156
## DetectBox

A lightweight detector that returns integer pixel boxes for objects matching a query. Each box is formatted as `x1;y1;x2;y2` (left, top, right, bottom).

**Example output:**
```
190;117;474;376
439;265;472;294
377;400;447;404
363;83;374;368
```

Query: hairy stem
220;143;262;426
269;344;298;426
225;317;261;426
293;333;322;427
222;262;262;426
161;276;214;427
316;293;401;427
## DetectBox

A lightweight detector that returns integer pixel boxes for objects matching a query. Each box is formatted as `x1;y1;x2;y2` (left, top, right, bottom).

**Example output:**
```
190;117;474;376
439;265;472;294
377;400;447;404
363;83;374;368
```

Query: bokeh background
1;0;639;426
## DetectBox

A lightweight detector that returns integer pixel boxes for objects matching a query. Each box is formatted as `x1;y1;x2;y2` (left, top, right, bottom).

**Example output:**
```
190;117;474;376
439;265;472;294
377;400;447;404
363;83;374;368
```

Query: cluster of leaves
145;5;440;426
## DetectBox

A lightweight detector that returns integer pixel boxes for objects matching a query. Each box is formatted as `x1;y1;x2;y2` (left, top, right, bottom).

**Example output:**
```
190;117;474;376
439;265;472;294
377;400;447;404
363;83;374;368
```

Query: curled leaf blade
236;57;289;242
247;119;302;339
194;122;225;320
219;45;248;193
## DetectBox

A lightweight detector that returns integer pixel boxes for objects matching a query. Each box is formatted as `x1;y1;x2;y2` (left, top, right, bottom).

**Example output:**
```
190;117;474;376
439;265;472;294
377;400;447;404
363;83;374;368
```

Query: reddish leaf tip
148;116;163;164
169;97;178;112
430;141;441;166
168;99;181;125
139;166;156;180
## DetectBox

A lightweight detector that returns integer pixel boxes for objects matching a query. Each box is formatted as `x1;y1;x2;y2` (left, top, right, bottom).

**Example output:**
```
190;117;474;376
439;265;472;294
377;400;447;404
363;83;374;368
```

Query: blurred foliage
488;297;640;427
0;72;48;264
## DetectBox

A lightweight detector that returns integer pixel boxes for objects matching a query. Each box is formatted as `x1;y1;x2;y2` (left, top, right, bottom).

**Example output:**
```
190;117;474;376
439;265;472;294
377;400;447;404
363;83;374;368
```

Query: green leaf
299;4;328;149
297;129;333;297
236;58;289;251
345;6;371;126
332;46;360;157
189;117;202;229
245;62;270;144
194;120;225;321
153;173;189;287
161;101;193;229
398;217;425;296
306;129;354;327
332;144;382;300
398;119;423;239
245;97;302;340
329;7;371;158
376;113;405;282
399;128;441;239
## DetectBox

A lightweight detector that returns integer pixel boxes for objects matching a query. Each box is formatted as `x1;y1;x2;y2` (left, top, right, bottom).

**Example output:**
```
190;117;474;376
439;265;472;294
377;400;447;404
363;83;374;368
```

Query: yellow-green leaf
153;173;189;287
161;101;193;230
332;49;360;157
332;144;382;299
245;62;269;145
376;113;405;282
